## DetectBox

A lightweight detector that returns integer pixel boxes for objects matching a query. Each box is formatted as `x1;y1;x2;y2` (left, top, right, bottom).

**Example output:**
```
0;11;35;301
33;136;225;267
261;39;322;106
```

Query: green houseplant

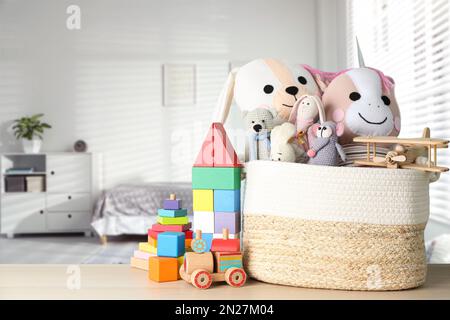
12;114;52;154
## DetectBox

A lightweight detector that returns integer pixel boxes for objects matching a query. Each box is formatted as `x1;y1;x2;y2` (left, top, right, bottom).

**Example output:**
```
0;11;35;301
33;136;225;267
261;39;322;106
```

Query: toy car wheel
191;269;212;289
225;268;247;288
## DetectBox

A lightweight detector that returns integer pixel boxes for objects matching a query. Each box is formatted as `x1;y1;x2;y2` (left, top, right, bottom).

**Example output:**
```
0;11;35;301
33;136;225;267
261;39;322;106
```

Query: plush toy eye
297;76;307;85
251;121;255;123
262;120;265;123
381;95;391;105
263;85;274;94
349;92;361;101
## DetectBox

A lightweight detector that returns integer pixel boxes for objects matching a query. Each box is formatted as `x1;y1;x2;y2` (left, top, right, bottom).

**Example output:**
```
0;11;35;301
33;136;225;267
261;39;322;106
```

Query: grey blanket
93;183;193;221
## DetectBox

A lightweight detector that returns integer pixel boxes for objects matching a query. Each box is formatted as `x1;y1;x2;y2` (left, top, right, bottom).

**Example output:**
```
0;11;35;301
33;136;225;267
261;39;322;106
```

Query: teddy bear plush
307;121;346;166
270;123;307;162
243;108;276;161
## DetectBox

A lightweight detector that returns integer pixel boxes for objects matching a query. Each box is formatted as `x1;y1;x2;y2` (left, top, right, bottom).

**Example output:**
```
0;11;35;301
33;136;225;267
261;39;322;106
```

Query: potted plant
12;114;52;154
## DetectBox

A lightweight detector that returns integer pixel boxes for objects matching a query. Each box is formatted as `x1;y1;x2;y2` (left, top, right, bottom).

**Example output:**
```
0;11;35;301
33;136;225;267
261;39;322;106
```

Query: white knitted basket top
243;161;430;225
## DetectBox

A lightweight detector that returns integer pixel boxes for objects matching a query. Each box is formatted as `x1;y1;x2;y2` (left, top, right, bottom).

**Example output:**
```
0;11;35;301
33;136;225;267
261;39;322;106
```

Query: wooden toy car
179;229;246;289
179;251;246;289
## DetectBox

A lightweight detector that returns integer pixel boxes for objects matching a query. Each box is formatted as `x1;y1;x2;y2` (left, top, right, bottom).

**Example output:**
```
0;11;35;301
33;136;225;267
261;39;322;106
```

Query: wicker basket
242;161;431;291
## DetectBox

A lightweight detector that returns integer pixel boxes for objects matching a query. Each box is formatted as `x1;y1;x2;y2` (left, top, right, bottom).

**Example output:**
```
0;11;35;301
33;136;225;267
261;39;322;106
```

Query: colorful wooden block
192;232;213;252
193;123;242;168
184;230;193;239
148;229;162;240
212;123;241;167
147;237;157;247
214;212;240;234
185;238;192;248
192;167;241;190
214;252;243;273
193;211;215;233
193;189;214;211
194;124;214;167
211;229;240;252
130;257;149;271
213;189;240;212
134;250;155;260
157;216;189;225
151;222;191;232
148;256;179;282
163;194;182;210
139;242;157;254
157;208;188;217
157;232;185;258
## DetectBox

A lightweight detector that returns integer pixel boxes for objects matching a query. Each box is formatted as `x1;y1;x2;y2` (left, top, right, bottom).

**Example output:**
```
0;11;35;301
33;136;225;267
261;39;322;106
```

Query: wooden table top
0;264;449;300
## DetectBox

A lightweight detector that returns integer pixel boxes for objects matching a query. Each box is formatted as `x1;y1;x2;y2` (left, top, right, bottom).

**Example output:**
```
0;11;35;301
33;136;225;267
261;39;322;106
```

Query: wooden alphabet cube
148;256;179;282
193;189;214;212
157;232;185;258
193;211;215;234
214;212;240;234
213;189;240;212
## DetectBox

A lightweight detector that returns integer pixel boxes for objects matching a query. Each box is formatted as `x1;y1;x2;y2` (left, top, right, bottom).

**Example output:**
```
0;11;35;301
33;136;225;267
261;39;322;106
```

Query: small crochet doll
307;121;346;166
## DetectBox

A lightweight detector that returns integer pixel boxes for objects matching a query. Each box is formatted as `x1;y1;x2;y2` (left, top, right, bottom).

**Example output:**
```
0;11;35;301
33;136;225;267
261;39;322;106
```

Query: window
347;0;450;226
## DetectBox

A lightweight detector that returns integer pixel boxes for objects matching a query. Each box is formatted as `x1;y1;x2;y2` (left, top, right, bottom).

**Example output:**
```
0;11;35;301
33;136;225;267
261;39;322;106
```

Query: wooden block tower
192;123;242;249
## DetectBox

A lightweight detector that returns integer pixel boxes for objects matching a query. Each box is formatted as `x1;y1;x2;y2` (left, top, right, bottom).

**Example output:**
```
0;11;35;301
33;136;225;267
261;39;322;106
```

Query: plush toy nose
253;124;262;132
285;86;299;96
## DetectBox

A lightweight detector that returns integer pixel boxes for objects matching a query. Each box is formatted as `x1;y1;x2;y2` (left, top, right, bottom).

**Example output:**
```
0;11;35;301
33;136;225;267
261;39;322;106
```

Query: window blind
347;0;450;224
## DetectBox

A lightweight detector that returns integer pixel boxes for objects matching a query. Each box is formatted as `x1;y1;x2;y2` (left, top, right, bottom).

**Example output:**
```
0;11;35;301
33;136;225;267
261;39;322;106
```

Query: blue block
213;189;240;212
193;232;213;252
157;232;185;258
158;208;188;217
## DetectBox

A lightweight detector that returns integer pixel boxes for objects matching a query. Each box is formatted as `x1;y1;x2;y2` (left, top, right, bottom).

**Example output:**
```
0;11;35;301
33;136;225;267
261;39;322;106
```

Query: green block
192;167;241;190
157;216;189;225
157;208;187;218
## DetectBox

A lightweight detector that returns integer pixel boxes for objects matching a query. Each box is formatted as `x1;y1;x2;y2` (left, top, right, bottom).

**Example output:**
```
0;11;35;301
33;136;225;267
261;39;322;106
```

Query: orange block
148;237;157;247
148;256;179;282
185;238;192;248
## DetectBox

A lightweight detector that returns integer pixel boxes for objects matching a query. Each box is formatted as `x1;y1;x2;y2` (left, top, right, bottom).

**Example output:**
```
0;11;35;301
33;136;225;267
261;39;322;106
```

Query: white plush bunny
270;123;306;162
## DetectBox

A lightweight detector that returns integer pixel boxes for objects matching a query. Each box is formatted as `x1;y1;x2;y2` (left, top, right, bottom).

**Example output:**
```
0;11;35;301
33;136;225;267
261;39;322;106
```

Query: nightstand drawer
46;193;91;212
46;212;91;231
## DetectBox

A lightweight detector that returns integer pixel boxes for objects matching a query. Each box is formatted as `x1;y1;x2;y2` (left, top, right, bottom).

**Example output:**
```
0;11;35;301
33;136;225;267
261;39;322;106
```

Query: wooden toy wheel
225;268;247;287
191;239;207;253
191;269;212;289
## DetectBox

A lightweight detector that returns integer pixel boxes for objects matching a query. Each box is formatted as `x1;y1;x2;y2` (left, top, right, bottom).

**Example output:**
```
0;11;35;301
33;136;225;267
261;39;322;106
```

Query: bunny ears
214;68;238;124
289;94;326;124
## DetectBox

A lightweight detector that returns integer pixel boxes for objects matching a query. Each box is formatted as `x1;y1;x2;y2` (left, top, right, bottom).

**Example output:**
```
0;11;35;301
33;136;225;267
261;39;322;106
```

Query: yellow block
193;189;214;211
139;242;157;254
148;237;157;247
130;257;149;271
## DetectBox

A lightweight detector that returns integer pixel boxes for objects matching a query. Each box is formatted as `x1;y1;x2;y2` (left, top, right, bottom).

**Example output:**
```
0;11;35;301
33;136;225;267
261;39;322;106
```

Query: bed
91;183;193;242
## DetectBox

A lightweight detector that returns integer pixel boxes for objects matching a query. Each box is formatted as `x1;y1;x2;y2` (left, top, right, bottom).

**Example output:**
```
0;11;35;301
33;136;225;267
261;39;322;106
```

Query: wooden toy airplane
353;128;449;173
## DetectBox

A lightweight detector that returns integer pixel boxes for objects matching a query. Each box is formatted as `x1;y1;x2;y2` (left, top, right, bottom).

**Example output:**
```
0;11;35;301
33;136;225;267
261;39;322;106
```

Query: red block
194;126;214;167
211;238;240;252
148;229;162;240
184;230;193;239
212;123;241;167
193;123;242;168
151;222;191;232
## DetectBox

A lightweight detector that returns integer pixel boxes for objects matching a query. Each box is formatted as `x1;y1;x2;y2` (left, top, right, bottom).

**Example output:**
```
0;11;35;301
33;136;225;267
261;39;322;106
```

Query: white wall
0;0;345;188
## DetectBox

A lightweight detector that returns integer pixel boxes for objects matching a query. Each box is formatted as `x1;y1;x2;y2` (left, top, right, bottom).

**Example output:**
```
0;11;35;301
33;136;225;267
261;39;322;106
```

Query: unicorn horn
356;36;366;68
